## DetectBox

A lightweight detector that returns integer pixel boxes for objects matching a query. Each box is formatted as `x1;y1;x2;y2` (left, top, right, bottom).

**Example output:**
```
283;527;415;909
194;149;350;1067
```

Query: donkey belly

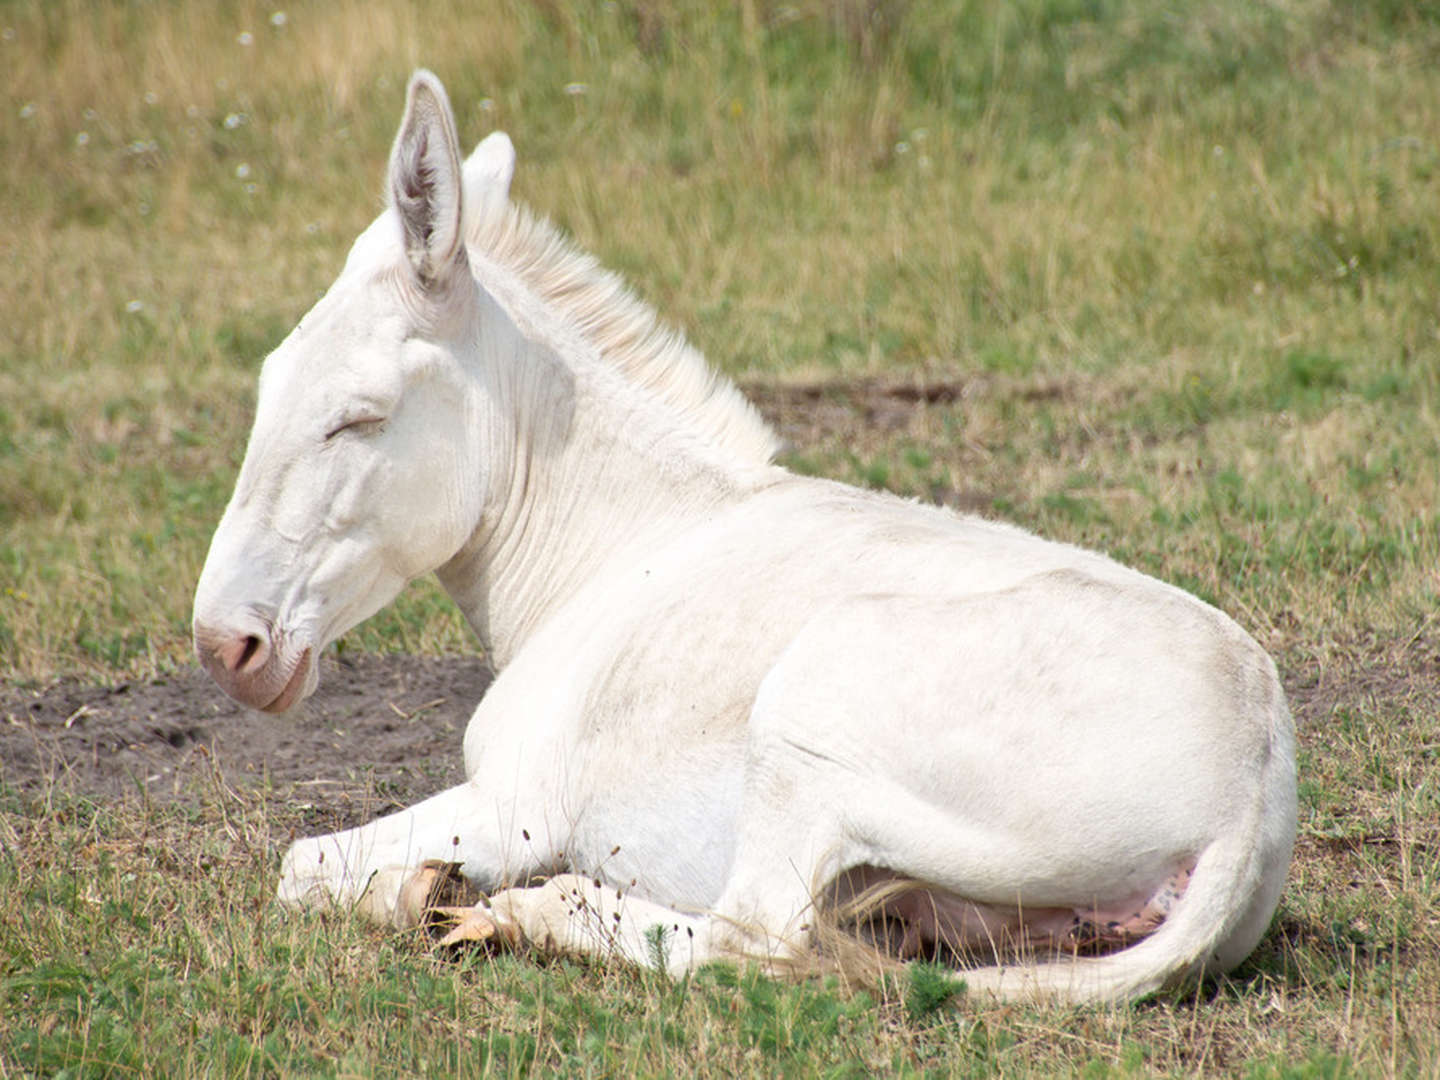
834;863;1195;959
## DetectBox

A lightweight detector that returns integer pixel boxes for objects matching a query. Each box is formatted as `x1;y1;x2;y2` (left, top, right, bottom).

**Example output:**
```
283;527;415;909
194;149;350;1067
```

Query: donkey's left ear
389;70;466;288
463;131;516;227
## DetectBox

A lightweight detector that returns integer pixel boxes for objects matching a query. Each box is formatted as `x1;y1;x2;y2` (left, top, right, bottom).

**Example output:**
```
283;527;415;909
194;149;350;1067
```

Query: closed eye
323;415;386;441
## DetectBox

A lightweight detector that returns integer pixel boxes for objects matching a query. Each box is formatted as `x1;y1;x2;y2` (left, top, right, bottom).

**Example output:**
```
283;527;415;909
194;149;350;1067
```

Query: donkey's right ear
389;69;467;290
463;131;516;228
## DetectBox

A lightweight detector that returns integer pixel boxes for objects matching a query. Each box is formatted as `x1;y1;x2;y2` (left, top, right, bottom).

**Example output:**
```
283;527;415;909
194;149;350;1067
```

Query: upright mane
466;197;781;466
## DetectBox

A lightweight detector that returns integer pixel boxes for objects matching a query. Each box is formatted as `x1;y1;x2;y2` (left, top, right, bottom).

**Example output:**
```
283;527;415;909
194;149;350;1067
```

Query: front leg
430;757;844;977
278;780;522;925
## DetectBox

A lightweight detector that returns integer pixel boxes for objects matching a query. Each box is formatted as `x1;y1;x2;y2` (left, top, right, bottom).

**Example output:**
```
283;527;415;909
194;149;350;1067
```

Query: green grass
3;0;1439;1074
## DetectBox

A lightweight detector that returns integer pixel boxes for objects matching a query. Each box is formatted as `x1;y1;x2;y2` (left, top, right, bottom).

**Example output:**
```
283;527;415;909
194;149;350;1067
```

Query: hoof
428;904;523;951
392;860;480;930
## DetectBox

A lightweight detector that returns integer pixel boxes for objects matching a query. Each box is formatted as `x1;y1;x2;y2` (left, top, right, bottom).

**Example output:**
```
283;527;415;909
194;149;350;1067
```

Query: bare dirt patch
0;654;488;827
744;374;967;443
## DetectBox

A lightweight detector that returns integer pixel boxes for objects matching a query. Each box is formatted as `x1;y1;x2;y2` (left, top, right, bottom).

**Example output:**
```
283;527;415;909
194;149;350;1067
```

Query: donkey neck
436;279;772;670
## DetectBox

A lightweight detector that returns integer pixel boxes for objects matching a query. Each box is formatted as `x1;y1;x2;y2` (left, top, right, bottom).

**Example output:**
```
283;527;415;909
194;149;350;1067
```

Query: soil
0;654;489;827
746;373;967;441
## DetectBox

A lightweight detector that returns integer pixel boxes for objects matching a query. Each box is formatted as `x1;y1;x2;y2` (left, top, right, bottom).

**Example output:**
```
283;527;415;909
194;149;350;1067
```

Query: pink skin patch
842;863;1196;961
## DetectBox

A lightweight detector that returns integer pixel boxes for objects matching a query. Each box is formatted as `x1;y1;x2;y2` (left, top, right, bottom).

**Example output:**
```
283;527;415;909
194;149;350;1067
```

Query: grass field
2;0;1439;1074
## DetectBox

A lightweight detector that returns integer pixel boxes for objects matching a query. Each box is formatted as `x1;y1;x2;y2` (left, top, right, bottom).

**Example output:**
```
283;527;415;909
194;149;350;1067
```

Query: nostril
201;629;271;677
237;634;263;671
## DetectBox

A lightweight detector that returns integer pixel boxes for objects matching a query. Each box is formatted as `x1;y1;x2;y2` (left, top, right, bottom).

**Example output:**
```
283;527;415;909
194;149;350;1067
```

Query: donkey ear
462;131;516;227
389;70;466;288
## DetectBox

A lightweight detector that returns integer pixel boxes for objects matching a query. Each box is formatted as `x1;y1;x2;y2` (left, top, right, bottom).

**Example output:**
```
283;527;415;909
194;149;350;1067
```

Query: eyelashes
323;415;387;441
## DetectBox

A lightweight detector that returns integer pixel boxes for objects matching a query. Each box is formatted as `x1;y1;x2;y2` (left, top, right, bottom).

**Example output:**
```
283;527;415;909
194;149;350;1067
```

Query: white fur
193;71;1297;1002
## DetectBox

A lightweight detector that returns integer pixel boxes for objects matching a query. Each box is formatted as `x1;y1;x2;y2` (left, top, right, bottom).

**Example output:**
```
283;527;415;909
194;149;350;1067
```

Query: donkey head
193;72;506;712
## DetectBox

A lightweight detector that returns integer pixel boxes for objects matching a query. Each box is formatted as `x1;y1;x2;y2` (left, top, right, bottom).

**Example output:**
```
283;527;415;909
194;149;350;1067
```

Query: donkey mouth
260;648;315;714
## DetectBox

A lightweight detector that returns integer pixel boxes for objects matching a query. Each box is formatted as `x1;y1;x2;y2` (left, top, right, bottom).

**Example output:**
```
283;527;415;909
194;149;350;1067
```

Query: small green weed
904;961;961;1022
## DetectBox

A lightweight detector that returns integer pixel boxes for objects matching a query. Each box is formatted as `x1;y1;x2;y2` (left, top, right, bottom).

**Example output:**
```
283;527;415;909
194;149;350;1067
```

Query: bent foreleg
278;781;517;923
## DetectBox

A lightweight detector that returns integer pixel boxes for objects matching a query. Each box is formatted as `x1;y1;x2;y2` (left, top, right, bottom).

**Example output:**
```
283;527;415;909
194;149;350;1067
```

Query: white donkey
193;71;1296;1003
